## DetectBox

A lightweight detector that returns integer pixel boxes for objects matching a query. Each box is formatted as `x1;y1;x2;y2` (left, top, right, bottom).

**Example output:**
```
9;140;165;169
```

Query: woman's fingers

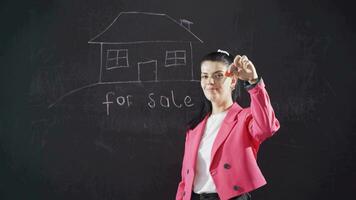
227;54;254;77
234;55;243;72
227;54;257;81
241;55;250;69
234;55;242;66
235;55;249;69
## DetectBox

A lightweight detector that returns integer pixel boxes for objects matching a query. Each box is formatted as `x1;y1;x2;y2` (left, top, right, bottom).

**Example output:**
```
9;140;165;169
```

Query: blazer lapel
210;103;243;161
188;102;243;172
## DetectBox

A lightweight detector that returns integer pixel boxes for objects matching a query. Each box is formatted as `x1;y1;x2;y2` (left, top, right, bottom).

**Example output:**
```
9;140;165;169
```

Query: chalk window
165;50;186;67
106;49;129;70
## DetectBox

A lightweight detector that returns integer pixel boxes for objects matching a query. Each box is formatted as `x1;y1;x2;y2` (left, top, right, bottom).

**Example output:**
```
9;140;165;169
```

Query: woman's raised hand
225;55;259;83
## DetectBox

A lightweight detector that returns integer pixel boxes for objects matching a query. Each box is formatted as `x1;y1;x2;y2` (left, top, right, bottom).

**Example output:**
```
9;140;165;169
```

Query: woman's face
200;61;237;104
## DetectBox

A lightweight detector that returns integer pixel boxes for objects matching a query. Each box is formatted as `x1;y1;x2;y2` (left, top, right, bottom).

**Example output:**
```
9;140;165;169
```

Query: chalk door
138;60;158;82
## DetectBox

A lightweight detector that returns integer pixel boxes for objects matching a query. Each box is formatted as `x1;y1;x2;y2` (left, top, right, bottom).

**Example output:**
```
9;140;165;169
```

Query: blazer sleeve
175;131;189;200
245;77;280;143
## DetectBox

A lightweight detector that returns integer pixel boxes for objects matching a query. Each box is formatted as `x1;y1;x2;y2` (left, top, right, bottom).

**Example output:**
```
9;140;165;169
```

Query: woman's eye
214;74;224;79
201;75;208;79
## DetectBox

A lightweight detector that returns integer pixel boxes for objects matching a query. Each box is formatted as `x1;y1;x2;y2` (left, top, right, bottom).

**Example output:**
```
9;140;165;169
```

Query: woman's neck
211;100;234;115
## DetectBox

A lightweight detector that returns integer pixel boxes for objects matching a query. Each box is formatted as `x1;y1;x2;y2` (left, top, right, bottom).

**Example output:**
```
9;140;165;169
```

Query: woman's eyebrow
201;70;225;74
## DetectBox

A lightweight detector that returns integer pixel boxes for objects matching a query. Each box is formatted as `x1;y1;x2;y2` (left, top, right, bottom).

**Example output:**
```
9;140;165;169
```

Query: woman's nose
207;76;215;84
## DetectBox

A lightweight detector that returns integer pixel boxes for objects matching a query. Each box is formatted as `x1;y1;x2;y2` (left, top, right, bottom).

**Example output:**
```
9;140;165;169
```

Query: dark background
1;0;355;199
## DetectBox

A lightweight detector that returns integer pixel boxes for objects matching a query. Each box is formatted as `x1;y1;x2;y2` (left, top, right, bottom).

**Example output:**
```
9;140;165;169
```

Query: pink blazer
176;79;280;200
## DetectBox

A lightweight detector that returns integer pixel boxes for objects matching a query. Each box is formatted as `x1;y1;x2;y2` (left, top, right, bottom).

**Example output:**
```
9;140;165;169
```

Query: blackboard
1;0;355;199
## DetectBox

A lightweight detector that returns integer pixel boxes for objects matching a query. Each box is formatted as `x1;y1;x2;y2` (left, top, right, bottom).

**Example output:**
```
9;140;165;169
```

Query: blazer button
187;169;189;174
224;163;231;169
233;185;240;191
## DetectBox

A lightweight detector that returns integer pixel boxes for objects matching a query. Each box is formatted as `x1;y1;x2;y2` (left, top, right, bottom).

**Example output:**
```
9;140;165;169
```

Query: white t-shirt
193;110;228;193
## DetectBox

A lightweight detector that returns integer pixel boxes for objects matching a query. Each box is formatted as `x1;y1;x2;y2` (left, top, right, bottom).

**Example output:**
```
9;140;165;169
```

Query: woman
175;50;280;200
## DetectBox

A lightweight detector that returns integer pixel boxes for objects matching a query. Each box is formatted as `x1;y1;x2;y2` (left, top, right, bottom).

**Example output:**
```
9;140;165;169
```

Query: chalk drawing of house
88;11;203;83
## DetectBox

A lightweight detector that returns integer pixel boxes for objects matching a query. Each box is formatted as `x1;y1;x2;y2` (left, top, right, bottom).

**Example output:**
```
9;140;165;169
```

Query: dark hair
186;50;239;131
201;50;234;66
